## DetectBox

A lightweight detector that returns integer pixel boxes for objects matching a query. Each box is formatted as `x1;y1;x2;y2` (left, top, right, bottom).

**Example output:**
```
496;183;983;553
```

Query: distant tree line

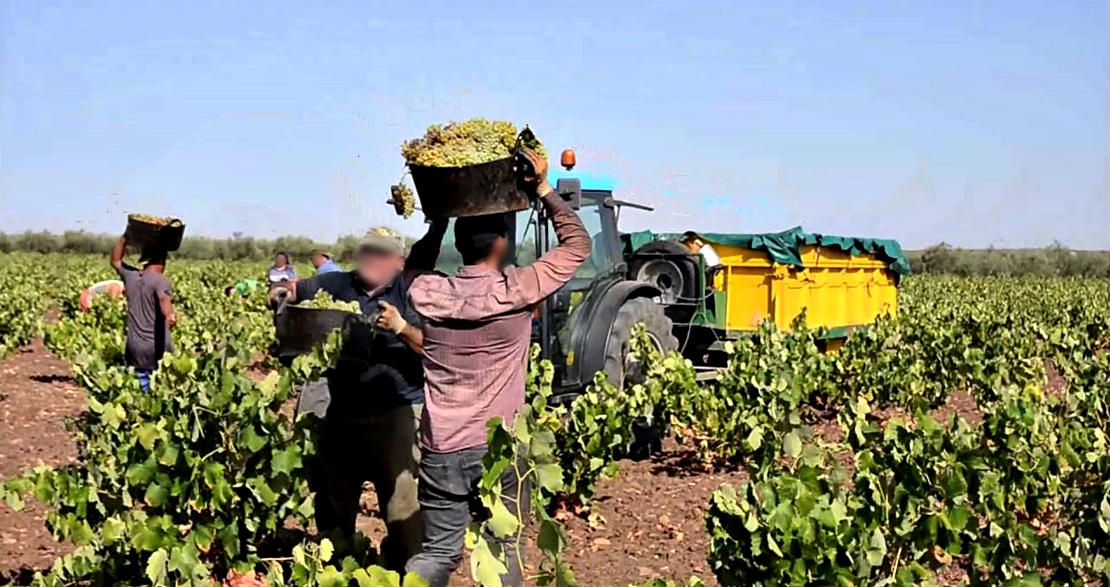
0;230;367;264
1;230;1107;278
905;243;1110;278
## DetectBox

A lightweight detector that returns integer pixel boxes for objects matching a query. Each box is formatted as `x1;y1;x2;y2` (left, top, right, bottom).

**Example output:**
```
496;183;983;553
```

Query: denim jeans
137;370;153;392
406;446;528;587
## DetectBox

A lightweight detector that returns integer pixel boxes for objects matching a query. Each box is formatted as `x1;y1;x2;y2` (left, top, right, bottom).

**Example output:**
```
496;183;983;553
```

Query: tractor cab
510;150;672;399
516;169;622;281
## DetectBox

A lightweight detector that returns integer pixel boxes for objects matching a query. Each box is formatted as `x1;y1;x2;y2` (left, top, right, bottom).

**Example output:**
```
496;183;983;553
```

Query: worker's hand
267;286;291;310
426;217;450;232
517;148;553;199
376;301;407;335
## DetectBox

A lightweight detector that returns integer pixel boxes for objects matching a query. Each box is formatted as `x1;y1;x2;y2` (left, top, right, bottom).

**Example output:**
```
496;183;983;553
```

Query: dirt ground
0;343;739;587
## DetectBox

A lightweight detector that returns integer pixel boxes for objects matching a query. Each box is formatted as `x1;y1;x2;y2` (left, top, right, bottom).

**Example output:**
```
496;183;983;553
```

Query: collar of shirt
456;264;497;278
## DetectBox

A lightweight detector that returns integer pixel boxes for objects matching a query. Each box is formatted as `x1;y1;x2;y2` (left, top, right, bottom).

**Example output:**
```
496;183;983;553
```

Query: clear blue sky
2;0;1107;249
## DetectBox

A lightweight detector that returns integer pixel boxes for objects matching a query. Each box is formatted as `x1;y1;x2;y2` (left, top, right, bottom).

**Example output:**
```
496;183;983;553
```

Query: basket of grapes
396;118;545;218
125;214;186;252
273;291;376;360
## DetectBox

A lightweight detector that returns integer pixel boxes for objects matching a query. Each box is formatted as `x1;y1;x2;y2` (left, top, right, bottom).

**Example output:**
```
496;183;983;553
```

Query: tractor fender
566;279;662;388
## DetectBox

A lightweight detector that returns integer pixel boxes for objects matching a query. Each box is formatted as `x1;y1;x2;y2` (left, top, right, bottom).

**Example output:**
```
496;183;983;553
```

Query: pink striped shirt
408;193;591;453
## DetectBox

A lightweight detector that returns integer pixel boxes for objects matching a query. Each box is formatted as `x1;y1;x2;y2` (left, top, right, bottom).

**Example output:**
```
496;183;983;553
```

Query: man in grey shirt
110;236;177;391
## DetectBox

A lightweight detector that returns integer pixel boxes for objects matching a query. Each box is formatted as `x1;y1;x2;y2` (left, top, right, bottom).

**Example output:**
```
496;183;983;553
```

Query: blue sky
2;0;1107;249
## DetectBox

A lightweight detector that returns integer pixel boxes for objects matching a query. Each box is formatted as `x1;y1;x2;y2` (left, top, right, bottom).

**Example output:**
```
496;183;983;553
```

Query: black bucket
273;306;370;359
126;218;185;252
408;156;530;218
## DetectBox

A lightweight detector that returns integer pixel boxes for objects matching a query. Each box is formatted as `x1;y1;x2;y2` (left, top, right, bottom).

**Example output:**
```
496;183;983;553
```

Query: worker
682;233;722;271
268;251;297;283
79;279;125;312
404;149;590;587
109;236;176;392
266;222;448;571
311;250;344;275
224;278;262;298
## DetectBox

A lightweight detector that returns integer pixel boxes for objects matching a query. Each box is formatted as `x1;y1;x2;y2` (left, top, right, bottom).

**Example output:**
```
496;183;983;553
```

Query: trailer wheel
629;240;701;305
603;297;678;460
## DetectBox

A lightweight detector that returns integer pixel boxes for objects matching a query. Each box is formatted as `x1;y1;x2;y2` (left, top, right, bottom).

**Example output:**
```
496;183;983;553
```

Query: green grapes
127;213;184;227
300;290;361;313
400;118;545;167
389;183;416;219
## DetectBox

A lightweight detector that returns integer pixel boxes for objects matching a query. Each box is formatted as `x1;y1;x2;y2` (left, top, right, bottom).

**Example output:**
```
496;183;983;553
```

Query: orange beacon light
560;149;577;170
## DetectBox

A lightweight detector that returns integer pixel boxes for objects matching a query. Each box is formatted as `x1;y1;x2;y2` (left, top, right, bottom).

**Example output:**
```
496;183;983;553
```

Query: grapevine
1;250;1108;586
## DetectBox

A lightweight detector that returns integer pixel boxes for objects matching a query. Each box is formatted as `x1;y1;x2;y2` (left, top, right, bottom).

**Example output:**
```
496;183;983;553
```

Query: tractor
434;148;909;403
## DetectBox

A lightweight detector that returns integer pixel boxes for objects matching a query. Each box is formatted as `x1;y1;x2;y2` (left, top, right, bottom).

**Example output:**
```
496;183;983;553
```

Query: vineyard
0;251;1108;587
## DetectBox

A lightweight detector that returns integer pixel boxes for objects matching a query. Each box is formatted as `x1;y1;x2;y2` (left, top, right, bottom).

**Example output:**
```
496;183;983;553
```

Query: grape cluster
128;213;183;227
389;183;416;219
300;290;361;313
400;118;545;167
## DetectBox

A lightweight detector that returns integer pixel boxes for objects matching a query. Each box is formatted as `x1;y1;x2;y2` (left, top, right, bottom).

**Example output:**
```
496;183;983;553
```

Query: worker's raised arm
403;217;449;284
512;150;591;307
110;235;128;272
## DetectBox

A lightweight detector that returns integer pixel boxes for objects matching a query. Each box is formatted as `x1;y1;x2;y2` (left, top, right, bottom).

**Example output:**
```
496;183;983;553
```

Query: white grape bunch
400;118;545;167
389;184;416;219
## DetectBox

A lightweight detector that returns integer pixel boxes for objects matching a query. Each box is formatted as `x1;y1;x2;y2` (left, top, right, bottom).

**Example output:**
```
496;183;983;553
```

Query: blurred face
311;254;326;268
274;254;288;268
356;248;403;287
489;237;509;268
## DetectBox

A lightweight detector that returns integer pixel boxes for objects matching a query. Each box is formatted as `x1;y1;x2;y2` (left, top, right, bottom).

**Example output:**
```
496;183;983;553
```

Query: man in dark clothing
267;221;448;571
110;236;176;392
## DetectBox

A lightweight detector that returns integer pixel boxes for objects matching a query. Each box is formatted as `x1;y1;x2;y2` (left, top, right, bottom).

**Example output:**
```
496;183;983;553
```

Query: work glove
376;301;408;335
267;286;291;310
517;148;553;200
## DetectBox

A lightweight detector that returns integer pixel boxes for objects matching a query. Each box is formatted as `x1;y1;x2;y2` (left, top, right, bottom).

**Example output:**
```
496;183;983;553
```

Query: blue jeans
137;370;153;392
406;446;527;587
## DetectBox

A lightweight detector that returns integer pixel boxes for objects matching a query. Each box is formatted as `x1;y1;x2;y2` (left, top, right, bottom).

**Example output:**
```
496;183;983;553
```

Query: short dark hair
142;249;167;266
454;214;509;265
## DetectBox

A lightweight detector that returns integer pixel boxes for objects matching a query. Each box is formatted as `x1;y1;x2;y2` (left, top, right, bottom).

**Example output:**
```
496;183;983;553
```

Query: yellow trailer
624;226;908;350
706;242;899;333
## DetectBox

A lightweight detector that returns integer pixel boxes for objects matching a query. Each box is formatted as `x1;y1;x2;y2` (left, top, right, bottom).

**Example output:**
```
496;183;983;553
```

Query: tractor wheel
603;297;679;388
603;297;679;461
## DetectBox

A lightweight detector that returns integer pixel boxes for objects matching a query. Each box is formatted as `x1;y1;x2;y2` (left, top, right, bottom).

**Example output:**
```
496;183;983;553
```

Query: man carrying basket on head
109;234;177;392
404;148;591;587
266;221;448;571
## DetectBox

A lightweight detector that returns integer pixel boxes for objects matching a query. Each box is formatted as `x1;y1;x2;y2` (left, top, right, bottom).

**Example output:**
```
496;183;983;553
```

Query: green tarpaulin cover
621;226;911;277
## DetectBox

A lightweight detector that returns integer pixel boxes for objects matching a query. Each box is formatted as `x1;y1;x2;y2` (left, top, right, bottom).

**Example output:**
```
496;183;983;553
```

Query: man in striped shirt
405;149;591;587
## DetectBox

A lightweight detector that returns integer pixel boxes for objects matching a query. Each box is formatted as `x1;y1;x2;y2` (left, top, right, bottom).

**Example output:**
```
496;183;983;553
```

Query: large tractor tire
602;297;679;461
603;297;679;388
